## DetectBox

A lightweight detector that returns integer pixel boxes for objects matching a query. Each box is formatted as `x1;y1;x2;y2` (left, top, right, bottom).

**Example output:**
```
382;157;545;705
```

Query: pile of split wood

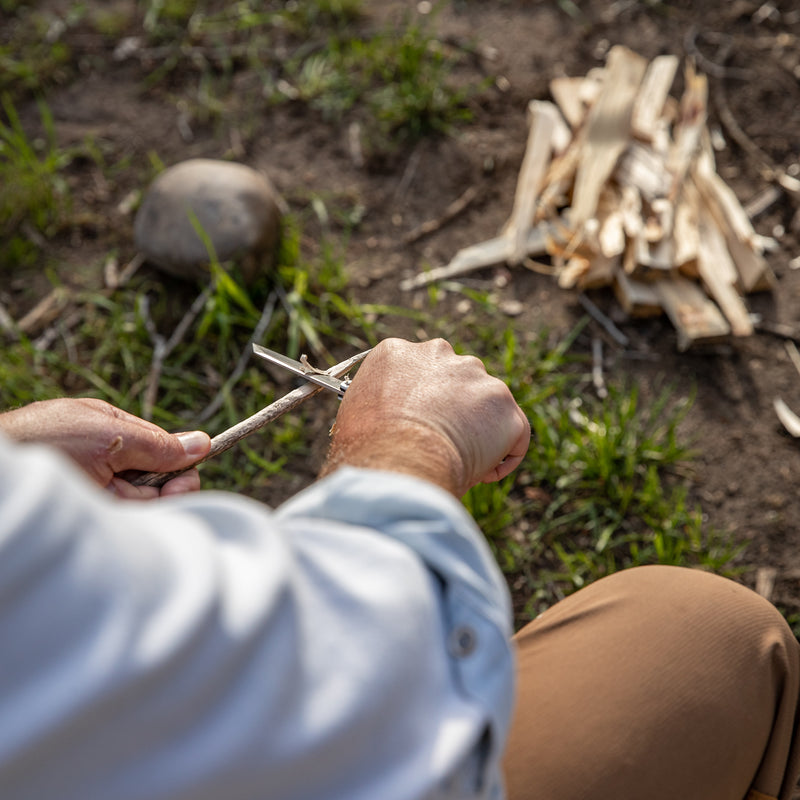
402;45;781;351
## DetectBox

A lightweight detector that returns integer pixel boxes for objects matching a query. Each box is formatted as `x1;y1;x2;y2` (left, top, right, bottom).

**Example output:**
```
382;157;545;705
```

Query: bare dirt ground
6;1;800;615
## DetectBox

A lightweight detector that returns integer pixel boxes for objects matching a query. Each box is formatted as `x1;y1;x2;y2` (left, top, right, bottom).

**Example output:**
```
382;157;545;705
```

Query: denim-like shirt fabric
0;436;515;800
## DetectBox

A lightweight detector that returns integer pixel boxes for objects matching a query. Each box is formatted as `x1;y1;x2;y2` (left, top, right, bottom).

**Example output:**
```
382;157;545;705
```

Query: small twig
103;255;121;290
591;337;608;399
785;340;800;380
743;185;782;220
196;290;278;423
140;283;213;420
0;298;19;340
755;566;778;602
683;27;753;81
164;283;212;353
139;296;167;421
348;121;364;169
714;80;775;179
402;186;479;245
393;145;422;203
17;286;73;335
34;308;83;352
128;349;371;488
702;32;799;202
754;319;800;345
521;258;558;276
107;252;145;291
577;294;630;347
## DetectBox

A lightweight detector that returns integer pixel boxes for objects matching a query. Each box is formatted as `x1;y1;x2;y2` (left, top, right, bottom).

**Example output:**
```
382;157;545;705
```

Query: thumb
106;427;211;475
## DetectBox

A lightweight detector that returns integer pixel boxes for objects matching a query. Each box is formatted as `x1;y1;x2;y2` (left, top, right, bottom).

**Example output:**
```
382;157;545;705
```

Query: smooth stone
134;158;283;283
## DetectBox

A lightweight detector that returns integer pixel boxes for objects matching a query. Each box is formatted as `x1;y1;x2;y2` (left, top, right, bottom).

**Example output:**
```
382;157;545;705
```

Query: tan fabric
746;790;779;800
503;566;800;800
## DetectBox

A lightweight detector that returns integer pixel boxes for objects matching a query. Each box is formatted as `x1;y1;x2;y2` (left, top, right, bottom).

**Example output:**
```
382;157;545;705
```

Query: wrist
321;418;466;496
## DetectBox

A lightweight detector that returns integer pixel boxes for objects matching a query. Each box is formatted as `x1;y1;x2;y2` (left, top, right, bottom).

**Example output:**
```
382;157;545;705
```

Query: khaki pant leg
503;565;800;800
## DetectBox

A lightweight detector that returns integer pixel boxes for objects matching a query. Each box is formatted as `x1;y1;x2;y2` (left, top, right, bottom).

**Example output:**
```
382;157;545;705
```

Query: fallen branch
591;337;608;399
755;566;778;602
403;185;478;245
683;27;754;82
140;283;213;420
17;286;73;335
129;348;371;488
0;299;19;340
578;293;630;347
400;226;552;290
196;290;278;423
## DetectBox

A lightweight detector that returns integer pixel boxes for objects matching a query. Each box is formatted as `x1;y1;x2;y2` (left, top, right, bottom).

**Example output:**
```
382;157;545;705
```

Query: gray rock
134;158;283;283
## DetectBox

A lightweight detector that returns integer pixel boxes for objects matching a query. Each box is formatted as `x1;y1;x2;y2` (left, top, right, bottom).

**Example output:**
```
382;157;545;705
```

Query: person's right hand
320;338;531;497
0;398;210;500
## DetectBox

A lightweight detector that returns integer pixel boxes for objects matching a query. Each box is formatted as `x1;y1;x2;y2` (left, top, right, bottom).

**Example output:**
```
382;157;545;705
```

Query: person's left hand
0;398;211;500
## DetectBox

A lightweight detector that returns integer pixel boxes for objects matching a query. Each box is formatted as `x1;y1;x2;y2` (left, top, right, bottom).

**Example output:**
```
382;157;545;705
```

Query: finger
477;408;531;485
159;469;202;497
108;477;161;501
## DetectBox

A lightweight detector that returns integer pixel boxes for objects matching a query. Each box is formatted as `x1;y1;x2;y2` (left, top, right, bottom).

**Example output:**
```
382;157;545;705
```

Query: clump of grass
131;1;474;155
282;16;474;152
143;0;198;33
0;6;74;98
279;0;364;30
0;95;72;267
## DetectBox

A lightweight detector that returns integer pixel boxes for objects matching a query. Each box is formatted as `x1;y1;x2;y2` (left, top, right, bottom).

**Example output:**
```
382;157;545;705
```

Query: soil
5;1;800;615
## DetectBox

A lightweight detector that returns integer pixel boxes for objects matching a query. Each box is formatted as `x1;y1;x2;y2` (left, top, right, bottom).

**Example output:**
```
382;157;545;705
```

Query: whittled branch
129;348;371;488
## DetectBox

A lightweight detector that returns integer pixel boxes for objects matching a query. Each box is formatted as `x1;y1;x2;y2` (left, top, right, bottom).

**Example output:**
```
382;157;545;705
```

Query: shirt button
448;625;478;658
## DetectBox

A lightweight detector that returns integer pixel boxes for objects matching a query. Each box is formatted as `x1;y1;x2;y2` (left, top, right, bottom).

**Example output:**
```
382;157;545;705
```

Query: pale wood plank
655;275;730;351
696;203;754;336
570;46;648;226
632;54;679;141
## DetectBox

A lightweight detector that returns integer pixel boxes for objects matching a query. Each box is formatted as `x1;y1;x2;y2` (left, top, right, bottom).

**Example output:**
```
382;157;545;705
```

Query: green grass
0;4;78;98
0;95;72;268
278;18;474;150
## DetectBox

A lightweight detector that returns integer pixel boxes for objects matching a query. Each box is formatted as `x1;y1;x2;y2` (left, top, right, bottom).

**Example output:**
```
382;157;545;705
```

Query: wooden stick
399;226;551;290
591;337;608;399
402;185;478;245
128;349;371;488
631;54;679;141
0;298;19;339
577;293;630;347
504;101;558;264
570;46;647;227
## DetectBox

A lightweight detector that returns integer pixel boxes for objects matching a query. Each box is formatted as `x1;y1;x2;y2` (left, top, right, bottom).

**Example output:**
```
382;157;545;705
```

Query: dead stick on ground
0;299;19;340
578;294;630;347
129;349;371;488
196;291;279;424
141;284;213;420
591;337;608;399
785;341;800;381
403;186;479;245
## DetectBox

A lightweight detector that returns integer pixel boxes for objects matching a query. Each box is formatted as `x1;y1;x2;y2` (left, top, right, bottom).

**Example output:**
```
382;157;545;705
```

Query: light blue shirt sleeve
0;437;515;800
